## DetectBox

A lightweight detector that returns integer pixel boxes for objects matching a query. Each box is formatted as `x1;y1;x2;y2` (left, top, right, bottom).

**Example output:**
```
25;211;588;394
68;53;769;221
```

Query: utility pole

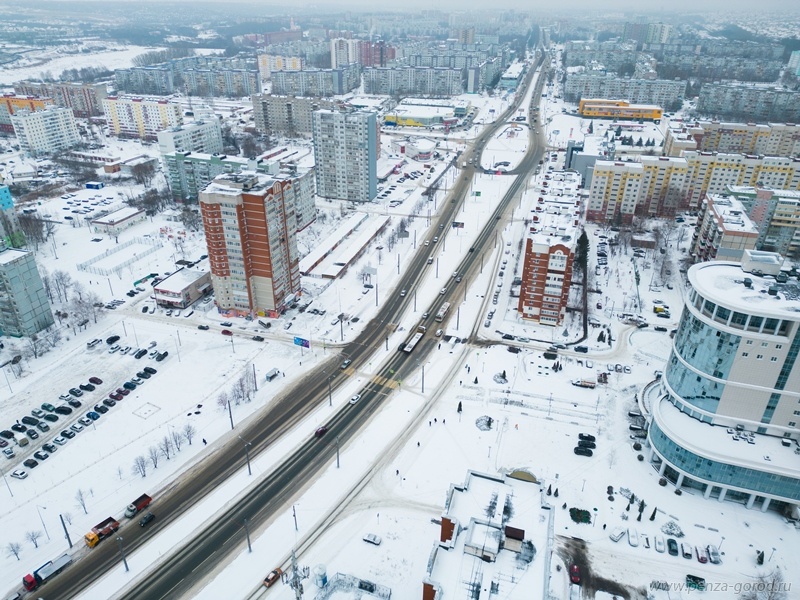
60;513;73;548
227;399;234;430
116;536;129;572
287;548;309;599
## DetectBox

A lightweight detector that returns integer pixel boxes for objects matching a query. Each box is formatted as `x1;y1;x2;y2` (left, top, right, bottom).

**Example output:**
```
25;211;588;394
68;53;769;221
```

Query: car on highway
197;325;210;330
263;567;283;588
314;426;328;439
221;329;233;336
139;512;156;527
569;564;581;585
349;394;361;405
252;335;265;342
340;359;352;370
220;321;233;327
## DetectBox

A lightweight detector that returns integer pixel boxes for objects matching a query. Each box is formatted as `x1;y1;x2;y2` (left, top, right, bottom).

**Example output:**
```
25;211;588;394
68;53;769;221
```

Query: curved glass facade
649;421;800;502
664;354;724;414
673;311;741;380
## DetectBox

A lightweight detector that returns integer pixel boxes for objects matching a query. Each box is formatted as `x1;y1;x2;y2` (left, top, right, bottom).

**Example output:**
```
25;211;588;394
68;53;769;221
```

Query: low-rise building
153;267;212;309
578;98;663;121
90;206;147;236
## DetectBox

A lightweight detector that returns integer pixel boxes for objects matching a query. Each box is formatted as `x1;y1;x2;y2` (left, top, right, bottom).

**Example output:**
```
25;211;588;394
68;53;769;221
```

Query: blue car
86;411;101;421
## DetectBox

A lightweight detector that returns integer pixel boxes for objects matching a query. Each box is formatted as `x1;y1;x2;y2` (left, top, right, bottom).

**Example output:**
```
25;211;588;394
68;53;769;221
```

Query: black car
136;371;151;379
252;335;265;342
26;429;39;439
155;351;168;362
135;349;148;359
197;324;210;330
102;399;116;408
575;346;589;353
79;383;96;392
68;399;82;408
55;406;73;415
143;367;157;375
142;306;149;313
0;430;14;439
43;414;59;422
578;433;596;442
106;335;120;345
501;334;515;340
573;447;593;456
667;538;679;556
61;429;76;439
23;458;39;469
21;416;39;426
42;443;57;453
220;321;233;327
11;423;27;433
577;440;596;449
123;381;137;391
94;404;109;414
139;512;156;527
69;388;83;397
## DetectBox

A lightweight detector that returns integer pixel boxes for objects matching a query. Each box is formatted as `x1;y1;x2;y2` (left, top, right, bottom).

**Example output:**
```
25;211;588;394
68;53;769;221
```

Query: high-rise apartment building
363;66;464;96
251;94;337;136
199;173;300;317
564;73;686;109
271;64;361;97
647;252;800;511
312;109;377;203
10;106;81;157
726;186;800;260
0;94;54;133
0;245;54;337
14;81;107;117
586;161;643;223
157;120;223;156
690;194;759;262
517;172;580;325
257;54;304;79
330;38;360;68
697;84;800;123
102;96;183;140
638;156;689;217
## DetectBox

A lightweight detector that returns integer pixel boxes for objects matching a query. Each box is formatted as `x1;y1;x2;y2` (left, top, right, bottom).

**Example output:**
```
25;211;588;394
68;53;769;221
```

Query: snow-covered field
0;56;795;600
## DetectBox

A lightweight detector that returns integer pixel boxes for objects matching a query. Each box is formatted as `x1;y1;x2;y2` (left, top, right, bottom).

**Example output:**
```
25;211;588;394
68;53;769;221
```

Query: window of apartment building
756;354;763;360
742;352;749;357
771;357;778;362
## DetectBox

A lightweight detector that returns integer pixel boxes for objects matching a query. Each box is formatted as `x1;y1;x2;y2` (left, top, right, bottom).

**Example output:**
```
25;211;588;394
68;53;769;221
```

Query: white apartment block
312;109;377;203
256;54;304;79
103;96;183;141
586;161;643;223
564;72;686;108
251;94;336;136
10;106;81;157
664;121;800;157
330;38;360;68
157;120;223;156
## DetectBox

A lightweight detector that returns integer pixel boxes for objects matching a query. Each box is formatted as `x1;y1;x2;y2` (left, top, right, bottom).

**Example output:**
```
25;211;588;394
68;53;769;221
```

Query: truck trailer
23;553;72;591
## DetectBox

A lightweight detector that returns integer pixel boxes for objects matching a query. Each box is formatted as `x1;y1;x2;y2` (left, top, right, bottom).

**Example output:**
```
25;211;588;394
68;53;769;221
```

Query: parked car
23;458;38;469
252;335;265;342
68;388;83;397
79;383;95;392
131;377;144;385
31;409;44;418
573;447;592;456
94;404;109;414
143;367;157;375
42;442;57;453
43;414;58;423
11;424;27;433
3;447;14;459
136;371;151;379
33;451;49;461
134;349;148;359
155;351;168;362
89;376;103;385
569;564;581;585
21;416;39;426
110;392;123;401
363;533;382;545
11;469;28;479
0;430;14;439
60;429;76;439
102;399;116;408
578;433;596;442
86;411;101;421
117;387;130;396
26;430;39;439
36;422;51;432
67;399;82;408
55;406;73;415
42;402;57;412
123;382;137;391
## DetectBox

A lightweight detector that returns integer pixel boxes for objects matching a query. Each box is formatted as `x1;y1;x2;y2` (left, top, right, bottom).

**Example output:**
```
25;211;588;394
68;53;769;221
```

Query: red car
314;426;328;439
569;564;581;585
221;329;233;336
116;387;130;396
89;376;103;385
263;567;283;588
110;392;123;401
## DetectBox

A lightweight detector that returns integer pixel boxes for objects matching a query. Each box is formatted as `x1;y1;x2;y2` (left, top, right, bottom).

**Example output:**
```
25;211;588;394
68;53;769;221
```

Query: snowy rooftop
398;98;469;111
389;105;456;119
654;397;800;476
153;267;208;294
0;245;28;266
728;185;800;201
688;261;800;317
203;172;276;196
705;195;758;234
91;205;144;225
501;62;525;79
301;213;389;279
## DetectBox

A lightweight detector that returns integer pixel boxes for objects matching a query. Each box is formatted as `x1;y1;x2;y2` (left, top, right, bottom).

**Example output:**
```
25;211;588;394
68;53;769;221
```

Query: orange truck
85;516;120;548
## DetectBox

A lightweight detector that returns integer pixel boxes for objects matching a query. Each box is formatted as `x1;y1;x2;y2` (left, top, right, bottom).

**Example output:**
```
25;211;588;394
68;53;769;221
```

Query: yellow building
579;98;663;121
102;96;183;141
257;54;304;79
0;94;54;133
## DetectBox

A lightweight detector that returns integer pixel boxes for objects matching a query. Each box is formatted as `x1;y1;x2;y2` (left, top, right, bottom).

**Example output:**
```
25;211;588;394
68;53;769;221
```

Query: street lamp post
238;436;252;476
36;505;50;541
116;536;129;572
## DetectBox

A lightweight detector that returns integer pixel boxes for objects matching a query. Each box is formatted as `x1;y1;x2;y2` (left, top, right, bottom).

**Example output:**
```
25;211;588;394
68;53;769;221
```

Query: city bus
435;302;451;322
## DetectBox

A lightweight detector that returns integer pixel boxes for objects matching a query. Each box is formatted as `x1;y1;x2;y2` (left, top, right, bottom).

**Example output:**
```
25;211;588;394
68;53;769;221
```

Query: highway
36;49;549;600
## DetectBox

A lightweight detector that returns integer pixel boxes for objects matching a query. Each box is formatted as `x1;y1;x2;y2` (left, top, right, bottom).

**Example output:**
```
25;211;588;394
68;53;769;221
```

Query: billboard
293;337;310;348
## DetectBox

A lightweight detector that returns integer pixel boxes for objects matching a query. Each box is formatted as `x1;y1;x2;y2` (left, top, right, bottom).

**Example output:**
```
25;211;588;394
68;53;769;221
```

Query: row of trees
132;424;198;478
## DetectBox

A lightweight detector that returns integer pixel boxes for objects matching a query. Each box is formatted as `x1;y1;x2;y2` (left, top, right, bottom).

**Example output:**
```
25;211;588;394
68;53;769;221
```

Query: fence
76;237;163;277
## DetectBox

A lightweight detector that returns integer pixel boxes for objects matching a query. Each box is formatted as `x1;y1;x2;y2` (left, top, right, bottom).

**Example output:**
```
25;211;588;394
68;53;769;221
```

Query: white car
362;533;382;545
71;422;85;432
349;394;361;405
109;344;120;354
10;469;27;480
53;436;67;446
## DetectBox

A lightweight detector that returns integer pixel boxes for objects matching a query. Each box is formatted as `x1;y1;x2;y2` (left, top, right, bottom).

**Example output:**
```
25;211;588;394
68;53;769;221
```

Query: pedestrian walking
434;418;437;423
202;438;207;446
442;419;446;425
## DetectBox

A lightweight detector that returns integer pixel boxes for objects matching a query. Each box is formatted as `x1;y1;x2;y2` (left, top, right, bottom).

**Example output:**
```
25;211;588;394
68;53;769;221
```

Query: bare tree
6;541;22;560
25;530;43;549
52;270;74;303
180;207;202;232
183;423;197;445
145;445;159;469
131;162;156;186
133;455;148;478
740;569;788;600
159;435;174;460
170;428;184;452
62;512;73;525
217;391;229;411
40;268;53;302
